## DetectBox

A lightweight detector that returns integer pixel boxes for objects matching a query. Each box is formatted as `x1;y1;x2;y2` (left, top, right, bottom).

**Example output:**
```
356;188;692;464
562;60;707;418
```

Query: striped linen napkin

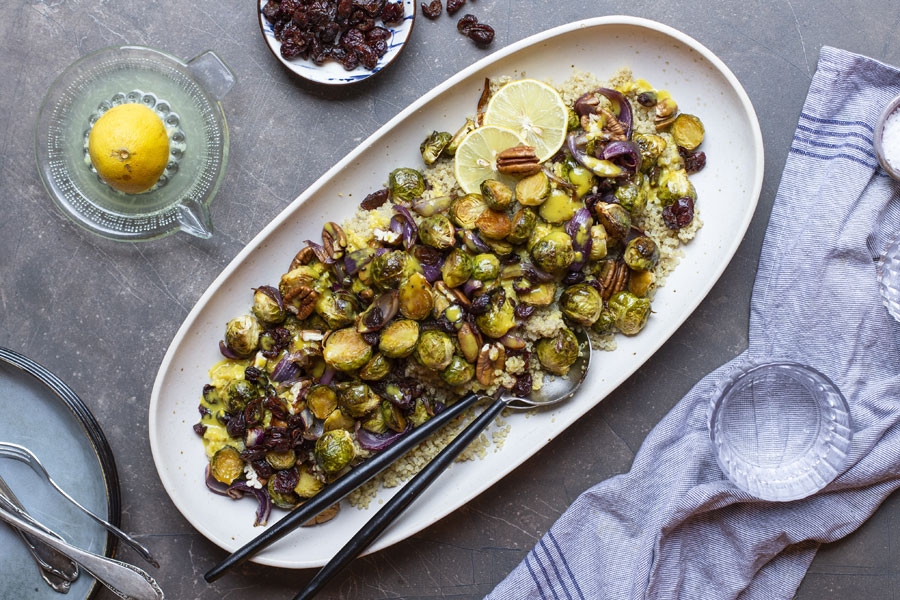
487;46;900;600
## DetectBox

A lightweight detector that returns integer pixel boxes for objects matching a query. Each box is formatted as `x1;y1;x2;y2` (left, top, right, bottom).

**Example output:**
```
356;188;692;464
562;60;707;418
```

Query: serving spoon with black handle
205;329;591;584
294;328;591;599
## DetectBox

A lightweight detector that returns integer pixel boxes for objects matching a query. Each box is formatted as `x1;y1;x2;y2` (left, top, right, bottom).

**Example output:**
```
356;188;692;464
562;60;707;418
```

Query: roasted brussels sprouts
527;220;554;253
476;209;512;240
614;181;646;214
266;450;297;470
656;168;697;206
441;355;475;386
539;188;581;224
591;308;616;334
608;291;651;335
634;133;667;173
484;236;514;256
408;398;431;427
471;253;500;281
315;290;358;329
445;118;476;157
359;352;391;380
379;319;420;358
414;329;455;370
388;168;425;202
418;215;457;250
441;248;472;288
594;202;632;242
294;467;325;499
623;236;660;271
420;131;452;165
371;250;421;289
338;382;381;417
507;208;537;245
563;161;597;198
475;289;516;338
449;194;486;229
589;224;608;261
516;171;551;206
628;269;656;297
225;315;262;357
268;476;300;509
530;231;575;273
251;288;286;325
279;265;322;298
481;179;513;211
323;407;356;432
381;400;407;432
559;284;603;326
315;429;356;473
399;272;434;320
306;384;338;420
671;114;705;150
323;327;373;371
518;282;557;306
225;379;255;412
211;446;243;485
361;407;388;433
536;327;580;375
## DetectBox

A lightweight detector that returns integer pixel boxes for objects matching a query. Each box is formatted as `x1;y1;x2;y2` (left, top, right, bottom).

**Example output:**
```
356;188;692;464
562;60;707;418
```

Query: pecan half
284;285;318;319
303;503;340;527
289;246;316;270
595;260;629;300
496;145;541;176
321;222;347;261
476;342;506;386
599;108;627;141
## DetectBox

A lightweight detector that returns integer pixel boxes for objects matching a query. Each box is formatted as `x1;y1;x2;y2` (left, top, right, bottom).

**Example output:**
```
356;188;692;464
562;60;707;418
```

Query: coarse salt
883;106;900;170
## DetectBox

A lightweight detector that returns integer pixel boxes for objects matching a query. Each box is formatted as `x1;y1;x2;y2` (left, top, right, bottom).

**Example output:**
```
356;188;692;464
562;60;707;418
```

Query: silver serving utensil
0;504;164;600
295;328;592;600
0;473;79;592
0;442;159;568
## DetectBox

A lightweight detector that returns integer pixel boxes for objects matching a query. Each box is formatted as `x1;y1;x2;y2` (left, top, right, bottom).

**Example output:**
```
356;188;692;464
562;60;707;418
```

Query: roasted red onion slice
271;357;301;382
355;422;411;451
318;366;336;386
566;208;594;271
392;205;419;250
218;340;242;360
303;240;335;264
226;481;272;527
601;141;642;173
412;195;454;216
245;427;266;448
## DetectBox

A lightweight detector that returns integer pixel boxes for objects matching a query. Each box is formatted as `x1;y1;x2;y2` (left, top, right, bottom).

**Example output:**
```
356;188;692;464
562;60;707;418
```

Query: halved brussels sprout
361;407;388;433
484;237;514;256
268;475;300;509
608;291;651;335
559;284;603;326
388;168;425;202
539;188;581;224
614;181;646;214
518;282;557;306
371;250;421;289
476;209;512;240
420;131;453;165
252;288;286;325
670;114;705;150
225;379;256;413
323;408;356;432
634;133;667;173
315;429;356;473
594;202;632;242
536;327;580;375
623;236;660;272
442;248;472;288
338;382;381;417
628;269;656;297
408;398;432;427
359;352;391;381
481;179;513;211
527;220;554;253
656;169;697;206
530;231;575;273
471;253;500;281
266;450;297;470
294;467;325;499
441;355;475;386
475;290;516;338
449;194;486;229
414;329;455;370
445;118;476;157
418;215;457;250
225;315;262;357
323;327;373;371
591;308;616;334
563;161;597;198
306;384;337;420
589;224;608;261
315;290;358;329
379;319;420;358
516;171;551;206
507;208;537;245
211;446;244;485
381;400;407;433
399;272;434;320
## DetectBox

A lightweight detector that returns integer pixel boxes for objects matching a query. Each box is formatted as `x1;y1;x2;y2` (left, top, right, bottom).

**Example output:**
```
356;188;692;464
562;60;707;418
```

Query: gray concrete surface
2;1;899;598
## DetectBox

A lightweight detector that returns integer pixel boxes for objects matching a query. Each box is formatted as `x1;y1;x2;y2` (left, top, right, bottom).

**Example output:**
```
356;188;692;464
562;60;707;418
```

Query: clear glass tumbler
708;361;852;501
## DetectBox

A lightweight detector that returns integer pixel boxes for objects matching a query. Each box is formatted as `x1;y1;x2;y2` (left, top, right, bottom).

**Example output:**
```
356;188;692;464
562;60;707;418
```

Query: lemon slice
483;79;568;162
454;125;526;194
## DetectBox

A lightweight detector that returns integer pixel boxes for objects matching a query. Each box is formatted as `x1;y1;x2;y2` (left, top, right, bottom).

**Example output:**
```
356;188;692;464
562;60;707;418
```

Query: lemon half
88;103;169;194
483;79;568;162
453;125;526;194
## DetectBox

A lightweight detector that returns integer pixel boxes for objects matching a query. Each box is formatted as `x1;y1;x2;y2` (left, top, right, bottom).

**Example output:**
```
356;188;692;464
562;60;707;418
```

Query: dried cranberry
361;330;381;346
341;27;366;48
240;448;266;462
262;0;282;23
514;303;536;320
421;0;442;18
366;26;392;42
280;38;302;59
380;1;404;23
244;366;265;384
356;0;385;17
192;423;207;436
470;293;490;315
467;23;494;46
341;50;360;70
355;17;376;32
678;146;707;174
457;13;477;33
562;271;586;285
252;460;274;479
198;404;212;419
356;44;379;69
320;21;342;42
511;373;533;398
338;0;353;18
371;39;388;57
281;0;301;16
446;0;465;15
662;197;695;230
226;411;247;438
361;188;391;209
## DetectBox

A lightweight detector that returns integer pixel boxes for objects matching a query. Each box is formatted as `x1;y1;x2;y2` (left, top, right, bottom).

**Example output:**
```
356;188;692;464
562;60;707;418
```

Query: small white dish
257;0;416;85
874;93;900;181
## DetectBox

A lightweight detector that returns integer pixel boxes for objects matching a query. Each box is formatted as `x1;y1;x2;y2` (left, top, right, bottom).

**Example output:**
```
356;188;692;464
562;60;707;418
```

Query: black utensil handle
204;391;482;583
294;397;506;600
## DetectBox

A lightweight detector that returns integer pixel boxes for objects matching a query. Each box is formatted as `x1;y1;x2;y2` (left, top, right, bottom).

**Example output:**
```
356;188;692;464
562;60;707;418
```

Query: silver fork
0;442;158;568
